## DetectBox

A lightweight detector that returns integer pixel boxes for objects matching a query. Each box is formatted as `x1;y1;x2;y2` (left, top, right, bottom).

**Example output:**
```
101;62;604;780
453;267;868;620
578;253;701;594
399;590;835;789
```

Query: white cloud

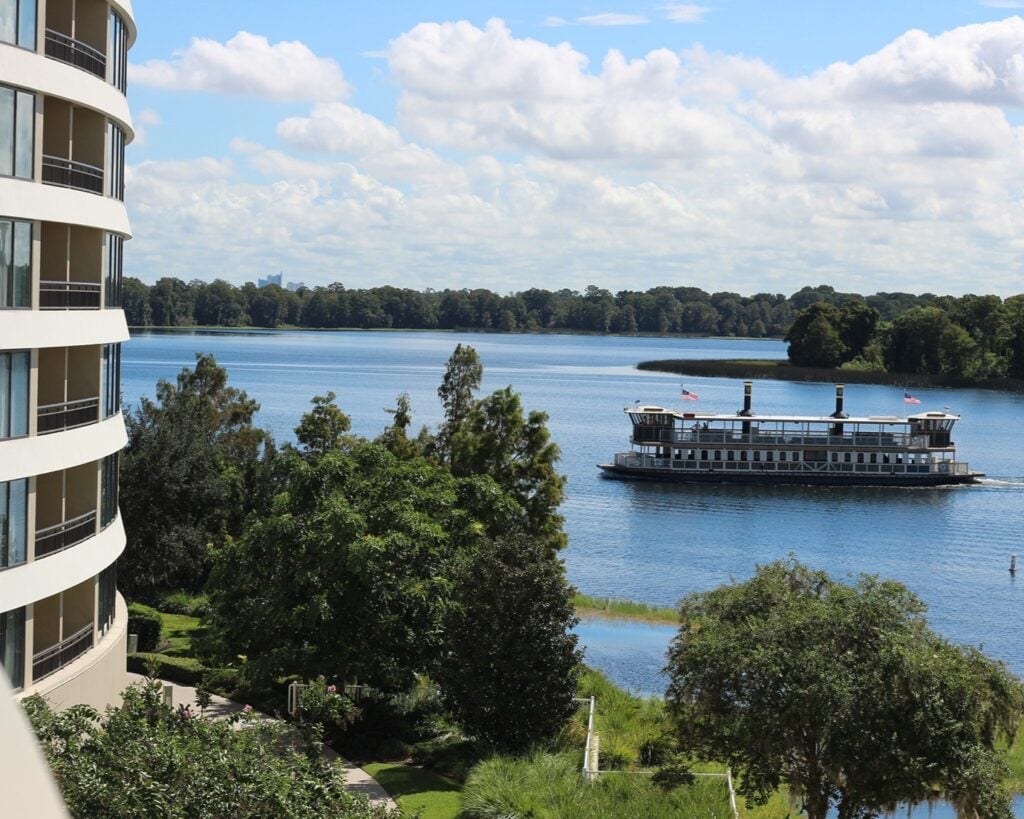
124;17;1024;296
577;13;649;26
542;16;568;27
277;102;404;155
663;4;712;23
130;108;161;146
130;31;348;101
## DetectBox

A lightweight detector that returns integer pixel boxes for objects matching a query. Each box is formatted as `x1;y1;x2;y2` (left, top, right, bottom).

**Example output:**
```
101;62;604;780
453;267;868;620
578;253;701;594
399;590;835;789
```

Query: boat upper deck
628;406;960;428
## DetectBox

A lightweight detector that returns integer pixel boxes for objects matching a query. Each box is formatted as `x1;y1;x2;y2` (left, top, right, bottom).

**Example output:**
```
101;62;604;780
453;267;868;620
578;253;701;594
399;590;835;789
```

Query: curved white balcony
0;307;127;352
0;178;130;236
0;412;126;483
0;513;124;612
0;42;133;137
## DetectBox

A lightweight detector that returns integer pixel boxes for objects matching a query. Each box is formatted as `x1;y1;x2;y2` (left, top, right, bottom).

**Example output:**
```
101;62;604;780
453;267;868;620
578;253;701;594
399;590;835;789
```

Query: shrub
127;653;202;687
158;591;211;618
127;603;162;652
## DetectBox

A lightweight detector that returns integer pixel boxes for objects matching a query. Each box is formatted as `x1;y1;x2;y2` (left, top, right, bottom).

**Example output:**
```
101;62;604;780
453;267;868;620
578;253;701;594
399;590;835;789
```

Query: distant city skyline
125;1;1024;296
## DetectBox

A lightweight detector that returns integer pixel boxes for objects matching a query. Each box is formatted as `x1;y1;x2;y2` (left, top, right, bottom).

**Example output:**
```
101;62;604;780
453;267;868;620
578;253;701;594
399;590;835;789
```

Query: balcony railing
34;510;97;559
37;396;99;434
39;280;102;309
42;155;104;195
44;29;106;79
32;623;94;682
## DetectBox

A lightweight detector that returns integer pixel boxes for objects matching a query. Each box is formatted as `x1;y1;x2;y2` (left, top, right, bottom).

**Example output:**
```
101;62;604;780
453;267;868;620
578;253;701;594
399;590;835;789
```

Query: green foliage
459;752;732;819
24;680;392;819
126;652;203;686
665;558;1024;819
572;593;678;624
120;353;276;599
294;391;352;457
158;590;211;617
126;602;162;651
434;534;582;753
206;441;474;691
434;345;567;552
785;303;846;367
297;677;361;731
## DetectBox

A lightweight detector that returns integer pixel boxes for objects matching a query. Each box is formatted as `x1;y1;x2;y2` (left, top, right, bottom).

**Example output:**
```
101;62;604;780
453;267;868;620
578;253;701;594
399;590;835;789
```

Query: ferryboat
599;382;982;487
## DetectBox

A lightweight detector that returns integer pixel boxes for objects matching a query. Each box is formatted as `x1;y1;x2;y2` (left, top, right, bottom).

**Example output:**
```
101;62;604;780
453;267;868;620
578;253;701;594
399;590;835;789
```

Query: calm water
123;329;1024;693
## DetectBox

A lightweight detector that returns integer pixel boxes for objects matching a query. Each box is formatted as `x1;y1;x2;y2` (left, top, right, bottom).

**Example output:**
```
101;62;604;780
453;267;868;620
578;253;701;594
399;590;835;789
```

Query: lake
123;329;1024;697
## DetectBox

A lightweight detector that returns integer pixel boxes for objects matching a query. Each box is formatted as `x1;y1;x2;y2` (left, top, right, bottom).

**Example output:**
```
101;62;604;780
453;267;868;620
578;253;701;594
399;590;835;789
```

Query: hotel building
0;0;134;708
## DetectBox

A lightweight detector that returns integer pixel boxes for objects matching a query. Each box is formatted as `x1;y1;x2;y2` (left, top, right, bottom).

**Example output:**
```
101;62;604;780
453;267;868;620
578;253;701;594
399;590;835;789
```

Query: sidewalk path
126;674;399;811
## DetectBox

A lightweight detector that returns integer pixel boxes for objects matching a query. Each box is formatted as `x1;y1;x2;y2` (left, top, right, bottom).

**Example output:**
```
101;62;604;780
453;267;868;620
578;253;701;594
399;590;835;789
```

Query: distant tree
665;559;1024;819
121;277;151;326
837;301;880;361
785;303;846;368
25;681;389;819
193;279;247;326
435;343;483;461
148;277;194;326
435;533;582;752
120;354;275;599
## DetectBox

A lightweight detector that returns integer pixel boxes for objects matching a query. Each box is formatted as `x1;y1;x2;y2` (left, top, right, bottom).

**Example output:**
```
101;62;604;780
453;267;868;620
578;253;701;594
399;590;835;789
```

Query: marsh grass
572;593;678;624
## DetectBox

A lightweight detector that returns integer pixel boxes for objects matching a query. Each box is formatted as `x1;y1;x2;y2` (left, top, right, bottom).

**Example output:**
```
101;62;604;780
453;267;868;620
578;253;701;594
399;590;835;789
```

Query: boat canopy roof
627;407;960;425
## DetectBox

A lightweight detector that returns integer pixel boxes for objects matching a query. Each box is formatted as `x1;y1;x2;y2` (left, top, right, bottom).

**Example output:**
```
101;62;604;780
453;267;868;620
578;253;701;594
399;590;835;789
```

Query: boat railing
613;452;970;475
638;430;931;449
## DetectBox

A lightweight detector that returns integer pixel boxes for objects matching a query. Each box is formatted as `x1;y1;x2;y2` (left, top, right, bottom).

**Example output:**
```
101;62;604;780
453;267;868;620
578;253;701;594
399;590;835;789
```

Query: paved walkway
126;674;398;811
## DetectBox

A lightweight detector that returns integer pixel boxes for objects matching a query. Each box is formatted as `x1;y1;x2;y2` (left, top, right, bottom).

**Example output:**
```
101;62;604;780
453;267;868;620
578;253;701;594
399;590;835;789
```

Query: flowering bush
297;677;360;730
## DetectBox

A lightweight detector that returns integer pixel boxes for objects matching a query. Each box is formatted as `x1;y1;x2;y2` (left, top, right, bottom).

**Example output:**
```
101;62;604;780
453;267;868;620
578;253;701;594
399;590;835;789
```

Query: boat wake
976;477;1024;488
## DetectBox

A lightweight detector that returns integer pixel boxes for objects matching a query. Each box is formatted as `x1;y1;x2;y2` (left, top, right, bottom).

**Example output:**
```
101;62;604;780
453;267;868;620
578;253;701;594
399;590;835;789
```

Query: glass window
0;351;29;439
106;123;124;200
105;233;123;307
0;218;32;308
98;563;116;633
0;606;25;690
108;11;128;94
0;478;27;568
102;343;120;418
0;85;33;180
100;452;118;528
0;0;35;49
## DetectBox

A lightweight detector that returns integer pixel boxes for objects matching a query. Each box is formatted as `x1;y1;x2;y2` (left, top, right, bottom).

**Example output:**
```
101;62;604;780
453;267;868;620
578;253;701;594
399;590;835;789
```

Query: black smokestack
738;381;753;417
831;384;848;419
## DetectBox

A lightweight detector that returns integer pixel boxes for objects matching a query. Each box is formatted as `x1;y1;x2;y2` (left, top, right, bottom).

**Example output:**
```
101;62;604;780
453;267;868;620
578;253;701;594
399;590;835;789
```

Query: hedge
127;603;163;652
127;653;203;687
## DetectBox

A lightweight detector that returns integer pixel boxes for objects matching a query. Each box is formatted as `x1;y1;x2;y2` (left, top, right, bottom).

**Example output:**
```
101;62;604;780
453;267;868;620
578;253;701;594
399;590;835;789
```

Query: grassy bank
361;763;460;819
637;358;1024;393
573;593;678;624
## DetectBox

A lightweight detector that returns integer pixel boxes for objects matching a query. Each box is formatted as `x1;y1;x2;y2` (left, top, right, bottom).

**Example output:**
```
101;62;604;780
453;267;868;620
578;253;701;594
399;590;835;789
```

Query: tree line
124;277;1004;338
785;294;1024;379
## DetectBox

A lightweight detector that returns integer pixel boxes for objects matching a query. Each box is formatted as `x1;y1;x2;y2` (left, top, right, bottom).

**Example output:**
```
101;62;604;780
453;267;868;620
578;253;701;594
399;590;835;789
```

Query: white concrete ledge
0;413;126;483
0;178;131;237
0;308;128;351
0;514;125;612
0;45;133;137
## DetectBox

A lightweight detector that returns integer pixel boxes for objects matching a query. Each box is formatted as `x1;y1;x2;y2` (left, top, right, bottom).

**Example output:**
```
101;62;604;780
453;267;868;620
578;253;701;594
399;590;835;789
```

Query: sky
124;1;1024;296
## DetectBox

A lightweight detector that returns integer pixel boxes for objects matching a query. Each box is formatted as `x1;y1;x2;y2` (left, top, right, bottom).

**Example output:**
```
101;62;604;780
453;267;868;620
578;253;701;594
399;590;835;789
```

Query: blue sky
123;1;1024;295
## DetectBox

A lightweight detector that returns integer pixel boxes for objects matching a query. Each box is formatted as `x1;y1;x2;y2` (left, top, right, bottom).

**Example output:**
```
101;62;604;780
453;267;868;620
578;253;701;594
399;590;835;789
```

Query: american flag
903;391;921;405
680;387;699;401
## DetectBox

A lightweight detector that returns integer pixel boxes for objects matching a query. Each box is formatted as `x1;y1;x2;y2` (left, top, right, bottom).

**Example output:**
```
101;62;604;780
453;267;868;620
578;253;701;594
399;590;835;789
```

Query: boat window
753;451;761;461
715;450;722;461
701;450;708;461
727;450;734;461
882;453;890;464
791;451;799;461
857;453;864;464
778;451;786;462
766;450;774;462
844;452;852;463
831;452;839;462
740;451;748;461
869;453;877;464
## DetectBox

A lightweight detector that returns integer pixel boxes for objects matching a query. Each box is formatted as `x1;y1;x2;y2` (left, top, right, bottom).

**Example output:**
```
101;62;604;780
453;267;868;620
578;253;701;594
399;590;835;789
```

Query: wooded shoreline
638;358;1024;394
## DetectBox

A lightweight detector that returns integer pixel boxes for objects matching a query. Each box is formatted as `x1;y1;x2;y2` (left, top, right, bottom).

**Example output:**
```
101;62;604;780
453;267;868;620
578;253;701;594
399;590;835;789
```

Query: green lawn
361;762;461;819
158;612;202;657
